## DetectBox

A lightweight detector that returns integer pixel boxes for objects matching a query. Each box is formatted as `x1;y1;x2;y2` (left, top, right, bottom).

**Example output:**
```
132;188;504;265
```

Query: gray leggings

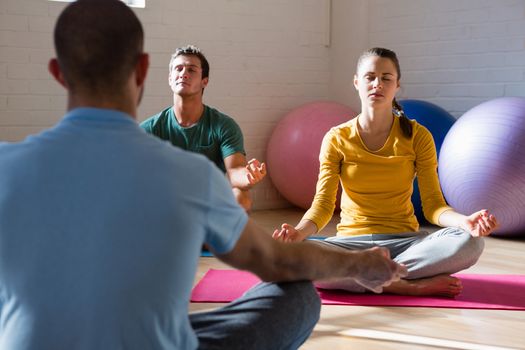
316;227;485;292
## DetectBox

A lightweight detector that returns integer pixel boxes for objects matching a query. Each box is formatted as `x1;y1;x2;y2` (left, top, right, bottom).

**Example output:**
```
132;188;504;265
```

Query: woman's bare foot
383;274;462;297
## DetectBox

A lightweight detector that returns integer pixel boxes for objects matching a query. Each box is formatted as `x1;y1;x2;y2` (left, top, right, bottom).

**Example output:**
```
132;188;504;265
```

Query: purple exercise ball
438;97;525;237
267;101;357;209
399;99;456;223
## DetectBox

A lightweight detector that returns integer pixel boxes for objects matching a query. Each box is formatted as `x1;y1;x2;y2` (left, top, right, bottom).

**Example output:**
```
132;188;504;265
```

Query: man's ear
202;77;209;89
353;74;359;90
168;70;174;87
48;58;68;88
135;53;149;87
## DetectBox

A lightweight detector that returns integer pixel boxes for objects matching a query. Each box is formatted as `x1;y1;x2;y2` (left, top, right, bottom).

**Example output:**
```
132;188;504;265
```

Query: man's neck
66;94;137;119
173;96;205;127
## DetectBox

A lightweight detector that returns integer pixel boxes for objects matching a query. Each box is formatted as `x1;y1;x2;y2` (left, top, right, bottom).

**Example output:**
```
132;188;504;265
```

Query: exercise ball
399;99;456;223
267;101;357;209
438;97;525;237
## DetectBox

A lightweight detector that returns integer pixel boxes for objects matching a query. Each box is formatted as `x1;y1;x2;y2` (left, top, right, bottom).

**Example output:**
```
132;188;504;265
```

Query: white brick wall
366;0;525;117
137;0;333;209
1;0;524;209
0;0;333;209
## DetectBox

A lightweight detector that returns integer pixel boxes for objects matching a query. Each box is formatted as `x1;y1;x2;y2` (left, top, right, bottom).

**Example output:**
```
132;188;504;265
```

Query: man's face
168;54;208;97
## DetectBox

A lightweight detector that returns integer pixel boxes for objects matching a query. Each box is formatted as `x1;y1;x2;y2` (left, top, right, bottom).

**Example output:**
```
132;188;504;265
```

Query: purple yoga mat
191;269;525;310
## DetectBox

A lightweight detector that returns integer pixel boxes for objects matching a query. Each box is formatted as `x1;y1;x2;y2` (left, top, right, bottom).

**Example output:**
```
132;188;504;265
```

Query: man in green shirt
141;45;265;211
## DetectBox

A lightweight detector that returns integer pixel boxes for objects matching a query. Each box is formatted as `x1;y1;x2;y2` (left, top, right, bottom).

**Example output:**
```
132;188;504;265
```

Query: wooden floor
190;208;525;350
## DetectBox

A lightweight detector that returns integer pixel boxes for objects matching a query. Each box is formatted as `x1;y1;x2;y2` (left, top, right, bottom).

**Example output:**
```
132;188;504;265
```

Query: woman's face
354;55;400;108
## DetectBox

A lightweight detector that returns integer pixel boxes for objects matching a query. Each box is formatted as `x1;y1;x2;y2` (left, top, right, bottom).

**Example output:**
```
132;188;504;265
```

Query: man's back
0;107;247;349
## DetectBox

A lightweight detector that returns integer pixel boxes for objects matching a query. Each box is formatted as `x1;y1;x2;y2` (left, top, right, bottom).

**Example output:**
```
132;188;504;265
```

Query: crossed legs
315;227;485;297
190;281;320;350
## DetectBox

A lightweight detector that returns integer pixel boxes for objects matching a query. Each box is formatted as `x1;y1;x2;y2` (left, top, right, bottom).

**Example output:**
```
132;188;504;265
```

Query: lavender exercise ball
399;99;456;223
438;97;525;237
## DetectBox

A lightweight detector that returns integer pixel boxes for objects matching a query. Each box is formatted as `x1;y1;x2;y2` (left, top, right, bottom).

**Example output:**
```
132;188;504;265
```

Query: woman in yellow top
273;47;499;297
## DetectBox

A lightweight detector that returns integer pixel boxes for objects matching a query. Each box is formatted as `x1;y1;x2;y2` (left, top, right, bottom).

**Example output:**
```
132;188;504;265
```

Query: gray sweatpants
315;227;485;292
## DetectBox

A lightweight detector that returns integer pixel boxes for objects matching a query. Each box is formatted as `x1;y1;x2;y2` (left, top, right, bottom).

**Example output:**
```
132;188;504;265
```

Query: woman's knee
457;228;485;255
451;228;485;267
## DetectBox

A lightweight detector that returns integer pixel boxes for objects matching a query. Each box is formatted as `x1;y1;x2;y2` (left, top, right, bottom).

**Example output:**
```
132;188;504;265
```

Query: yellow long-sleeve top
303;115;452;236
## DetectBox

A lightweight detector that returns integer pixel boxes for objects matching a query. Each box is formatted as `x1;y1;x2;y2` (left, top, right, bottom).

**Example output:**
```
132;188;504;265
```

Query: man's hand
353;247;408;293
246;158;266;186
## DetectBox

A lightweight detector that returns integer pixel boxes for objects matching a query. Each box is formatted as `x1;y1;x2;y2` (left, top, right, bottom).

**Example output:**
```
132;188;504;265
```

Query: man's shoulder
0;132;47;158
0;141;18;163
204;105;240;130
204;105;235;122
141;106;173;128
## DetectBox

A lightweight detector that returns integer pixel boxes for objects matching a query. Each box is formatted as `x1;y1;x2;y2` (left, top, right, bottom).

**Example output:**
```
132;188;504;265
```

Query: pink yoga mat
191;269;525;310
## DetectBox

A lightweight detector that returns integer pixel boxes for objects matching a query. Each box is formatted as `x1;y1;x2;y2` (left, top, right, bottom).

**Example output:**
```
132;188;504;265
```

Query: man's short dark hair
169;45;210;79
53;0;144;95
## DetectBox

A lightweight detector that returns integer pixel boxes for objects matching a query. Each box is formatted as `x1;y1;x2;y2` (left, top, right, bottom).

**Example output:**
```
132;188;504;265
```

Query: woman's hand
272;223;308;243
460;209;499;237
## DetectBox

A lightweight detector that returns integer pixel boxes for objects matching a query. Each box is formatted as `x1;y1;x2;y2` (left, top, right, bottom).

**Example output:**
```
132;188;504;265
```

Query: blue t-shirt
0;108;248;350
140;105;245;173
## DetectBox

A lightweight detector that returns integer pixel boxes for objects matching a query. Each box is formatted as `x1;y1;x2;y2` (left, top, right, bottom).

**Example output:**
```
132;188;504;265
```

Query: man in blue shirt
0;1;406;349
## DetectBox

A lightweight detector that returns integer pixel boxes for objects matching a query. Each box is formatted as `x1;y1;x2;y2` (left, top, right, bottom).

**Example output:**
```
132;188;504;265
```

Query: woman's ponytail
393;98;412;138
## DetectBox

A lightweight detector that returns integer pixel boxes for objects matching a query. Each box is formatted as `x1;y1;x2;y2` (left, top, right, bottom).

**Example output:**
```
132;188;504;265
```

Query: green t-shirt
140;105;245;173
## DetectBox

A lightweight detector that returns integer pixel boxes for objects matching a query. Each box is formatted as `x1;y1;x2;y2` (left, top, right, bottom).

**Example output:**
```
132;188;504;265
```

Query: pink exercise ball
267;101;357;209
439;97;525;237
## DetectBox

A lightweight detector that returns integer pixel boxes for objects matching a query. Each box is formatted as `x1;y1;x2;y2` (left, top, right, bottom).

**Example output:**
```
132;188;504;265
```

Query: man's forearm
217;219;404;290
227;167;252;189
263;240;373;282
